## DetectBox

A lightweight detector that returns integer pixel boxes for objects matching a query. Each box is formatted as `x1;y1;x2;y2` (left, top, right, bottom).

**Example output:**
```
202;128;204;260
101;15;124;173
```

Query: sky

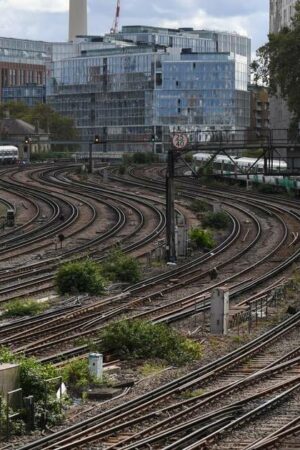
0;0;269;56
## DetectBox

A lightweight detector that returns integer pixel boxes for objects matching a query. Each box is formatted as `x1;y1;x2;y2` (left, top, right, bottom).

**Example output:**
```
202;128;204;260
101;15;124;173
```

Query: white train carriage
0;146;19;164
193;152;287;174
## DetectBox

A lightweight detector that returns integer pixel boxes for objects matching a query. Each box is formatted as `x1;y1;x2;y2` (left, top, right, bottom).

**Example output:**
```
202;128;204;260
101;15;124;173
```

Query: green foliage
0;101;78;148
100;320;203;365
202;212;230;230
252;1;300;135
2;299;49;318
189;228;215;249
139;361;168;377
118;165;126;175
101;248;141;284
257;184;275;194
189;199;211;213
56;259;105;295
243;148;264;158
184;153;193;163
30;151;71;162
181;388;205;399
122;152;159;165
62;358;92;393
0;347;62;430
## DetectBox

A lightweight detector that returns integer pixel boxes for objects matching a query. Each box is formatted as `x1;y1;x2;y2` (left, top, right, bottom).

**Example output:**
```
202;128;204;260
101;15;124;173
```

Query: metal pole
166;149;176;263
88;142;93;174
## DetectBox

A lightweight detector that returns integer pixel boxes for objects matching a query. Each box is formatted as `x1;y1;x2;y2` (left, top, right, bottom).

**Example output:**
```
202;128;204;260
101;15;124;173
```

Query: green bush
0;348;63;430
62;358;92;393
190;199;211;213
202;211;230;230
122;152;159;165
56;259;105;295
100;320;203;365
257;184;275;194
189;228;215;249
118;165;126;175
2;299;49;318
101;249;141;284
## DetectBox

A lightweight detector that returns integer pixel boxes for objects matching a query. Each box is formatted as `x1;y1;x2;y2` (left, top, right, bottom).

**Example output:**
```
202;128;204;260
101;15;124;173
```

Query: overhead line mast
110;0;121;34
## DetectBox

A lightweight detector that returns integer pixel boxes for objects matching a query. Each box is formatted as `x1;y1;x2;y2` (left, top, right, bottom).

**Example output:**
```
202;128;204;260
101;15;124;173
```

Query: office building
47;26;251;152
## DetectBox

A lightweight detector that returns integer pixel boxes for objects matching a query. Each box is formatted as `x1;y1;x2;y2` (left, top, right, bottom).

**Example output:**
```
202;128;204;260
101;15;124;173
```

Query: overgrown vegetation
139;361;169;377
189;199;211;213
189;228;215;250
101;248;141;284
2;299;49;318
30;151;72;161
122;152;159;165
100;320;203;365
56;259;105;295
202;211;230;230
62;358;108;395
0;348;62;431
251;0;300;137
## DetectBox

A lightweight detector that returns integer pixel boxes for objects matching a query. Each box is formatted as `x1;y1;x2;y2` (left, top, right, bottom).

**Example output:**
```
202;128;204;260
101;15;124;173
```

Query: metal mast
110;0;121;34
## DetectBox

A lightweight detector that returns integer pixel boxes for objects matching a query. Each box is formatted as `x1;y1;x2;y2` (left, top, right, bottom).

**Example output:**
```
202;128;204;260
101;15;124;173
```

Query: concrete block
210;287;229;335
0;364;20;397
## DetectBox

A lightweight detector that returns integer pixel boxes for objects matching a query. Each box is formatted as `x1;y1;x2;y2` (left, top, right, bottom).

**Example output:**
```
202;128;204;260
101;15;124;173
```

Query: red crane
110;0;121;34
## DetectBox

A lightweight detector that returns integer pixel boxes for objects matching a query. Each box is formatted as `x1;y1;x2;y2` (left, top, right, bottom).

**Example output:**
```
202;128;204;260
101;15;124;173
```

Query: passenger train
0;146;19;164
192;152;300;191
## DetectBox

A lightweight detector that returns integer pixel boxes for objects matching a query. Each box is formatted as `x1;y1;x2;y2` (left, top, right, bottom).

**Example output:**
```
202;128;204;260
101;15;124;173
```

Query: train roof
193;153;287;169
0;145;18;151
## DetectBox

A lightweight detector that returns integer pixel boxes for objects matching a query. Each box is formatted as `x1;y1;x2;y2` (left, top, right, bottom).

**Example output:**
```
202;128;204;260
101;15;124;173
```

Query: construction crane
110;0;121;34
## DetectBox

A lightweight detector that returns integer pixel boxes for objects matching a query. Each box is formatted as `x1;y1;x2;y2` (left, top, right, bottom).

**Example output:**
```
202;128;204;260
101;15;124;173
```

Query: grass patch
2;299;49;318
181;388;205;399
139;361;169;377
202;211;230;230
189;199;211;213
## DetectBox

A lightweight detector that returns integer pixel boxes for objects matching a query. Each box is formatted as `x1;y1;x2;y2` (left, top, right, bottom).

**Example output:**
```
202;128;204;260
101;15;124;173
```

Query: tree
56;260;105;295
251;1;300;136
0;101;78;145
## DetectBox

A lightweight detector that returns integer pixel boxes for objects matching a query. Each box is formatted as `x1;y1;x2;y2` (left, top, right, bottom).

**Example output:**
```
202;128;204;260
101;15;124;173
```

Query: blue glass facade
48;27;250;152
0;27;250;152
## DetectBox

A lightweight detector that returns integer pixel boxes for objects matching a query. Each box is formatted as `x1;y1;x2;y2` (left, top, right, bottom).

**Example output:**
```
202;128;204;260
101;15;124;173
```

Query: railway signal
166;133;189;263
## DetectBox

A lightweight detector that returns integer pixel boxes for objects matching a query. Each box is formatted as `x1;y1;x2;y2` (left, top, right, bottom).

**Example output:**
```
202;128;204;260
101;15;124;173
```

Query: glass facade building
0;36;114;105
0;27;251;152
47;26;250;152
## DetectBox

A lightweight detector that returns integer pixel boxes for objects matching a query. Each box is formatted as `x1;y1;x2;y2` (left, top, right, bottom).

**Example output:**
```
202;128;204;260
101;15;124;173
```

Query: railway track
1;163;300;362
16;312;300;450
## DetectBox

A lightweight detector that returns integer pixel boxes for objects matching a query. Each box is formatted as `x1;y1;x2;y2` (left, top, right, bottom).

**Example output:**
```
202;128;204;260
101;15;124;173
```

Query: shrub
62;358;92;393
190;199;211;213
189;228;215;249
118;165;126;175
100;320;203;365
122;152;159;165
2;299;49;318
257;184;275;194
56;259;105;295
202;212;230;230
101;249;141;284
0;348;62;429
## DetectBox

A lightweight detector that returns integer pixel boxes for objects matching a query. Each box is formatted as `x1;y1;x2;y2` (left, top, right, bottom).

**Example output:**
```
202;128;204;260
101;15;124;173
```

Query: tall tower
69;0;88;42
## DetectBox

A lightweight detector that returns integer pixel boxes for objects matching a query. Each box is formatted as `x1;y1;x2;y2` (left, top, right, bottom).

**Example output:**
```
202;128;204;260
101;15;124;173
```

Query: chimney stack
69;0;87;42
